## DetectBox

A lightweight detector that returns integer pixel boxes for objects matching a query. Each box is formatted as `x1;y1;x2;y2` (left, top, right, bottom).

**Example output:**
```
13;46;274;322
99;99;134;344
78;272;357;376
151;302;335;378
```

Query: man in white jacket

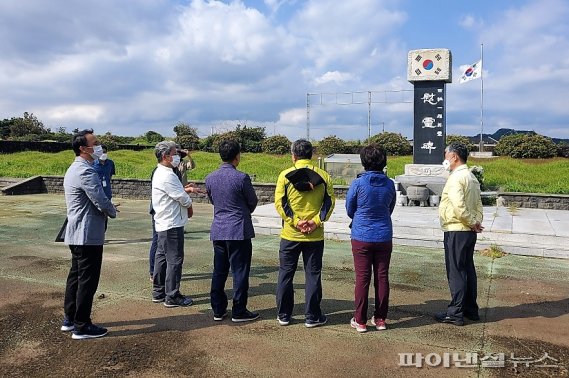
152;141;199;307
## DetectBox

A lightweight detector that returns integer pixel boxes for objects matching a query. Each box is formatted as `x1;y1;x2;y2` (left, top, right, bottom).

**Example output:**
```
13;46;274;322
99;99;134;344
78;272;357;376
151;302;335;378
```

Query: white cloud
289;0;407;70
459;14;483;29
277;108;305;126
313;71;355;86
0;0;568;142
46;105;104;123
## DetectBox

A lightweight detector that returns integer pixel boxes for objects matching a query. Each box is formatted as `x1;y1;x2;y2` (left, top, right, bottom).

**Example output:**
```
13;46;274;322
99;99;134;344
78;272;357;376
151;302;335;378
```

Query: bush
98;132;120;151
262;135;291;154
199;134;217;152
242;139;262;153
495;133;557;158
446;134;476;152
366;132;412;156
494;133;524;157
469;165;486;191
145;131;164;144
344;140;363;154
176;134;200;150
212;131;240;153
557;142;569;158
316;135;347;156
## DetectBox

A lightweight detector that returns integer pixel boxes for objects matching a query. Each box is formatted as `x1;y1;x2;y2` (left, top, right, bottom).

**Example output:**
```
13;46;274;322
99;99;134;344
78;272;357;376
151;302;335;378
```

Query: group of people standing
60;129;483;339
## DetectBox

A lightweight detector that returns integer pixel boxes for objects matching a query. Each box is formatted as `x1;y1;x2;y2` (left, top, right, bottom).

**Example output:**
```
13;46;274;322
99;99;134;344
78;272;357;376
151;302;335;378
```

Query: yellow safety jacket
439;164;483;231
274;159;336;241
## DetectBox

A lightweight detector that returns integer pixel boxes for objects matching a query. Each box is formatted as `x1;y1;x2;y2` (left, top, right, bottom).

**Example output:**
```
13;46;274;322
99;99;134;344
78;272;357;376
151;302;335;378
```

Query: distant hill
466;128;569;145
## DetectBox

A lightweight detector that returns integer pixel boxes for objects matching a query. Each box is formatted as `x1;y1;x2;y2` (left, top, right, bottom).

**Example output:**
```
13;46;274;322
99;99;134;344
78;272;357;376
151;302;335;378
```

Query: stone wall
3;177;568;209
0;177;20;188
2;176;350;204
1;176;45;195
497;192;569;210
0;140;150;154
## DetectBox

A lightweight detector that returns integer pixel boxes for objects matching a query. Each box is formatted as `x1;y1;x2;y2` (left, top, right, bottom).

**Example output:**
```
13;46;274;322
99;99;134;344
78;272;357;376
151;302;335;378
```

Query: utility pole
367;91;372;139
306;93;311;140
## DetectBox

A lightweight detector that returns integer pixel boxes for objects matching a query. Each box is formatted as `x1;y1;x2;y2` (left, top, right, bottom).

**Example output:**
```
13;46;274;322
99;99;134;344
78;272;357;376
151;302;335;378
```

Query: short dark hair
360;144;387;171
291;139;313;159
72;129;94;156
219;139;240;162
101;144;108;153
446;142;469;163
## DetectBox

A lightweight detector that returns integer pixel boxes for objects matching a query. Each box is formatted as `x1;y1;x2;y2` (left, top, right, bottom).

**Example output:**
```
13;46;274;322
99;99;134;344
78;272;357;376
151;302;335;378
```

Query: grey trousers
153;226;185;300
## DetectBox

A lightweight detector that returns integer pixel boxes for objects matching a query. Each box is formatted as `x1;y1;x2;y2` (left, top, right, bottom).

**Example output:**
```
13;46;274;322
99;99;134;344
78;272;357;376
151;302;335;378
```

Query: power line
306;89;413;139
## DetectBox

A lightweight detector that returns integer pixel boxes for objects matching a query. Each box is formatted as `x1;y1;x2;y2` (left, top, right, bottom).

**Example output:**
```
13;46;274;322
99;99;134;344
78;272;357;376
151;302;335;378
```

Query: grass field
0;150;568;193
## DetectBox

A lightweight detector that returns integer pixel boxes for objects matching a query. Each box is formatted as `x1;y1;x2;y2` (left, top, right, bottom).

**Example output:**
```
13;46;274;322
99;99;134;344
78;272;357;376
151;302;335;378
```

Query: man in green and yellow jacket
436;142;483;326
274;139;335;328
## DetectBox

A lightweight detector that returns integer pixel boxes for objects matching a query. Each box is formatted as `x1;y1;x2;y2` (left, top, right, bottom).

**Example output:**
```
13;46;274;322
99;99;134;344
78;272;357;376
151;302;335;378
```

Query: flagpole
480;43;484;152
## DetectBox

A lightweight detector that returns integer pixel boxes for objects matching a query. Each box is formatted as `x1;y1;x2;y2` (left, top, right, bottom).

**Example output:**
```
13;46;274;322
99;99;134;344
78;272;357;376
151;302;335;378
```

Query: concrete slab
252;200;569;259
0;194;568;377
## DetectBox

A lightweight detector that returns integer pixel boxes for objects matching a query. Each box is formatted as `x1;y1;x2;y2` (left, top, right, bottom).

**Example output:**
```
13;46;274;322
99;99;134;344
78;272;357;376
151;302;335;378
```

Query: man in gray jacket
62;129;117;340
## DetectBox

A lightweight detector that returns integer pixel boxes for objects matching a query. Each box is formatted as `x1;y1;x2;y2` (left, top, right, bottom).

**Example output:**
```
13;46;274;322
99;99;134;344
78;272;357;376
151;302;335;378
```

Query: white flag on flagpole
459;60;482;84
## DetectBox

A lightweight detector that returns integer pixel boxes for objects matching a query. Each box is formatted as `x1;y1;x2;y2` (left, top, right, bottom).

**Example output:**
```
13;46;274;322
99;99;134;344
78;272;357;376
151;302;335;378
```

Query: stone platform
252;200;569;259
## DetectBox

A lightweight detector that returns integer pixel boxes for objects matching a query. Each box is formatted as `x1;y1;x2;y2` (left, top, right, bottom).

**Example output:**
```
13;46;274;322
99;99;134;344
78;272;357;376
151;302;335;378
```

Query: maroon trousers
351;239;392;324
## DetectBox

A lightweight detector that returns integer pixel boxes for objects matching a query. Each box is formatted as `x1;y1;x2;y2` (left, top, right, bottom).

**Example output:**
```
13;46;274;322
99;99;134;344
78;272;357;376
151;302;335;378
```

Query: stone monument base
395;164;448;206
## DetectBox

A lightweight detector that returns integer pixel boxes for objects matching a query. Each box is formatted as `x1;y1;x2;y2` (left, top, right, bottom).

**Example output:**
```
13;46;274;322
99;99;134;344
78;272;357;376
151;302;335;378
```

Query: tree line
1;113;566;158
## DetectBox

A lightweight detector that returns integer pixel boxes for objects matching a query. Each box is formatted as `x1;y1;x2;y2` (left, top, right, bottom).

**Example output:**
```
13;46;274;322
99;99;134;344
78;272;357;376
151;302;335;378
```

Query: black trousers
443;231;479;319
276;239;324;321
210;239;252;316
64;245;104;331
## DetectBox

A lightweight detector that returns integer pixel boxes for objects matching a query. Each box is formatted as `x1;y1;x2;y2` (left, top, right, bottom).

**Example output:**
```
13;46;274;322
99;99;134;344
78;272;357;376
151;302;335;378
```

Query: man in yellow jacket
274;139;335;328
436;142;483;326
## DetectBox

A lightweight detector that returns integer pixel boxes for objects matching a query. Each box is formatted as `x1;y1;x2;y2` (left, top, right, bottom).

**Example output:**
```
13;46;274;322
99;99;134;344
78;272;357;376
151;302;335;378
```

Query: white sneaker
350;317;367;333
371;317;387;330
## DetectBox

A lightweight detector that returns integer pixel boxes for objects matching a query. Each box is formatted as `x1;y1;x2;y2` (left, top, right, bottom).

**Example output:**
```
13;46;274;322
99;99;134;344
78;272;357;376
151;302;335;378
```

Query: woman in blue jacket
346;144;396;333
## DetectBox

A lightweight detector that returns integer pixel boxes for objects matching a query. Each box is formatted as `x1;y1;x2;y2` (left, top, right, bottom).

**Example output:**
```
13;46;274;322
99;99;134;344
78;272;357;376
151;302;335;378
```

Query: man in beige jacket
436;142;483;326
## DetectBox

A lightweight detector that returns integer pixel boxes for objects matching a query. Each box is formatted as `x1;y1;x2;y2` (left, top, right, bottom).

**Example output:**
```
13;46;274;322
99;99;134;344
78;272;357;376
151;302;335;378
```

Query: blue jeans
210;240;253;316
276;239;324;321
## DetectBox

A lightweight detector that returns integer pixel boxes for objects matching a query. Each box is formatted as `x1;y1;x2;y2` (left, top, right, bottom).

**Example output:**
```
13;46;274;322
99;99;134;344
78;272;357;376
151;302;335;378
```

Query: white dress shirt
152;164;192;232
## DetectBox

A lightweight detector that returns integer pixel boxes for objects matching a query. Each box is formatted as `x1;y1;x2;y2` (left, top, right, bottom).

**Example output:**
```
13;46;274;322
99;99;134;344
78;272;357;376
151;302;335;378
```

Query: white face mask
99;153;108;161
90;145;104;160
171;154;181;168
442;159;451;171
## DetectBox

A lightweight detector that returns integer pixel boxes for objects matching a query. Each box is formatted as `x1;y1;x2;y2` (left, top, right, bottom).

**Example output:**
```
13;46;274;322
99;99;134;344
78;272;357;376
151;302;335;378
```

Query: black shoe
277;315;291;326
152;296;165;303
164;294;193;308
305;314;328;328
213;311;228;321
434;312;464;326
464;313;480;321
231;310;260;323
72;324;108;340
61;317;74;332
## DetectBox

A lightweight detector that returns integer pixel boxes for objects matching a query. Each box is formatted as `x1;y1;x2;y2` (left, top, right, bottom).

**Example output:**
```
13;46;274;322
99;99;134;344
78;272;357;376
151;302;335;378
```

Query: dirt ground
0;194;568;377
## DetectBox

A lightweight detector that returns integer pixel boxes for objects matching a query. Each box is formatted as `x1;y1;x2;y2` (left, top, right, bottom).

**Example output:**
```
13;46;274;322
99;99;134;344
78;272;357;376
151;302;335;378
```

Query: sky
1;0;568;141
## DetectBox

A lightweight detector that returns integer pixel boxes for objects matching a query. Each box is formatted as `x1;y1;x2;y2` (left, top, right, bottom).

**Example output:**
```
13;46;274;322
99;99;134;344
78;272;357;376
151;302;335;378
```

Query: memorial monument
395;49;452;206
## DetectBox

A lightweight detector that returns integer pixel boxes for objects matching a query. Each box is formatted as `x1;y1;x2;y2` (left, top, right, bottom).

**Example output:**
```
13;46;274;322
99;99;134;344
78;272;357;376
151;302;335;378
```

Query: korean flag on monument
459;60;482;84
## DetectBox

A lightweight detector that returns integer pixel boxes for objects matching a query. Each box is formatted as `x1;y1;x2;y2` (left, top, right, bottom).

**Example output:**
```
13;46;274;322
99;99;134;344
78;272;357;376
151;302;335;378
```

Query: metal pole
306;93;310;140
480;43;484;152
367;91;372;139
